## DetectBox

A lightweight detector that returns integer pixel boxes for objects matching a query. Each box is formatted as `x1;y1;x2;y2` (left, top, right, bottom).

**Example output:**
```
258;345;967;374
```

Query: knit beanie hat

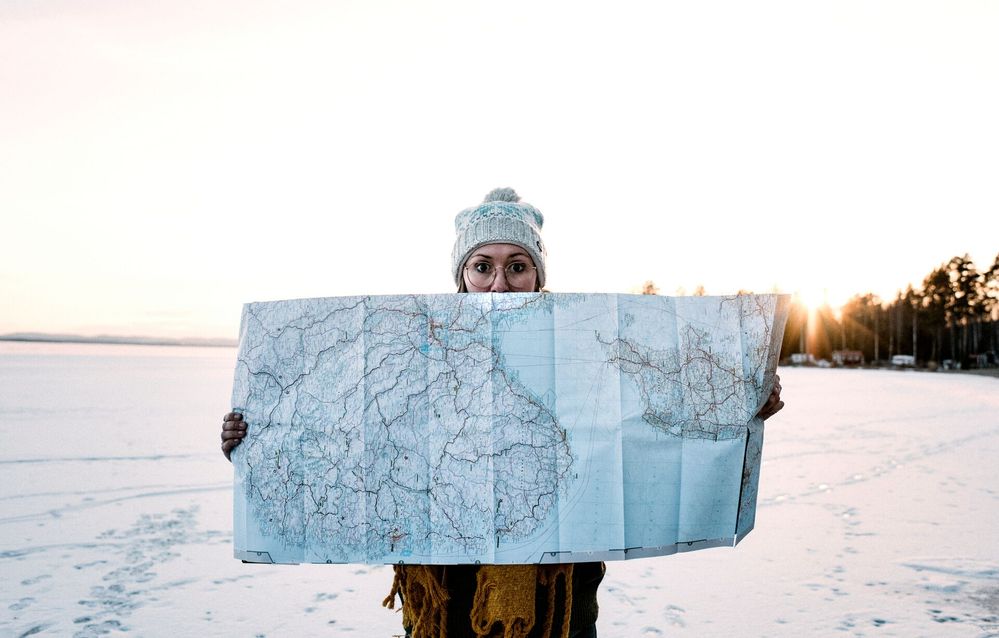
452;187;547;288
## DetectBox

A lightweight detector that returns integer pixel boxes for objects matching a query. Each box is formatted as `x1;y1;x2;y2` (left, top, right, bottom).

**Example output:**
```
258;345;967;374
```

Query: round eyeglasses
464;260;538;288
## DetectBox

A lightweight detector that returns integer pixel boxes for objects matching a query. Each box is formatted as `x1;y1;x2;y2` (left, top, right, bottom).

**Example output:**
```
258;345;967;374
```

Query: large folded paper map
232;293;789;564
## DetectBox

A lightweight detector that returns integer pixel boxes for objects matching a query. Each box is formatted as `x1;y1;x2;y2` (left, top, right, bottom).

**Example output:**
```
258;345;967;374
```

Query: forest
778;253;999;368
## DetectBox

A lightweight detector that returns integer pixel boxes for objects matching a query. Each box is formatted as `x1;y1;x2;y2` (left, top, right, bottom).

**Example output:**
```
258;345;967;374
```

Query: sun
796;289;830;313
794;287;854;316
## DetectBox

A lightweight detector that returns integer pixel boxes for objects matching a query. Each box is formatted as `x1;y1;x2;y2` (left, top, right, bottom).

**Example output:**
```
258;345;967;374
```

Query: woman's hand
221;412;247;461
756;374;784;420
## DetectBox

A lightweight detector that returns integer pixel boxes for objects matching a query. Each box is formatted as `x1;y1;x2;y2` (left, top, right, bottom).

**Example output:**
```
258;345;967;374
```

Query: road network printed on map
231;293;788;564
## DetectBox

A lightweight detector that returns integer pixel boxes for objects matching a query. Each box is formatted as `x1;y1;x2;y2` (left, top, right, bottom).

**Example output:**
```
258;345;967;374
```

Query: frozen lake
1;342;997;637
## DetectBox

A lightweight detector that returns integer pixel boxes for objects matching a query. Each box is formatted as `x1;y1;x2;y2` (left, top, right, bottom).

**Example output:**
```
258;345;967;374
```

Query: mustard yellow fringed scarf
382;565;451;638
382;564;574;638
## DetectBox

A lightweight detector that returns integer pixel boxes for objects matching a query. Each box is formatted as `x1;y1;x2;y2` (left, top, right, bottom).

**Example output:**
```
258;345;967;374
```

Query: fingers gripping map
231;293;789;565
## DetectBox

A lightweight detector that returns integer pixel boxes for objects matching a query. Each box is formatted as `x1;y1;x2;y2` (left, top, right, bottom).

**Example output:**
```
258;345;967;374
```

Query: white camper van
891;354;915;367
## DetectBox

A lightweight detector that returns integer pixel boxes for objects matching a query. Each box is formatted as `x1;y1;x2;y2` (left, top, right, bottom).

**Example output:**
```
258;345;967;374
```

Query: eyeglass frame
463;261;539;286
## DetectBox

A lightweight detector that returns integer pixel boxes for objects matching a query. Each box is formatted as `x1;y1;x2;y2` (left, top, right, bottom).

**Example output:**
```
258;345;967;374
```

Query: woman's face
462;243;539;293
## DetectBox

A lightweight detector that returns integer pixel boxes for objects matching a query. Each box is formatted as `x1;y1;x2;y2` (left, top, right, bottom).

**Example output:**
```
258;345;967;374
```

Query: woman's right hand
221;412;247;462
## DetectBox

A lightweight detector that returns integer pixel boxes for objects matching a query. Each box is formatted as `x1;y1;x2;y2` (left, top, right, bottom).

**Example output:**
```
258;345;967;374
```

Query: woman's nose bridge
490;266;510;292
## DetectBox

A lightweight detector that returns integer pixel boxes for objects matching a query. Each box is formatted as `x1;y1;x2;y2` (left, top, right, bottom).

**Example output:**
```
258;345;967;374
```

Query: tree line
779;253;999;367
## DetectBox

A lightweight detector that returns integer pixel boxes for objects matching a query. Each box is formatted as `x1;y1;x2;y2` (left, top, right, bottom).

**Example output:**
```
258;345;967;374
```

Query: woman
221;188;785;638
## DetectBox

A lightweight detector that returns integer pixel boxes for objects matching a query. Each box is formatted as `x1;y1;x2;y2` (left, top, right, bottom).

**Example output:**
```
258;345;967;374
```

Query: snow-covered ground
1;342;997;637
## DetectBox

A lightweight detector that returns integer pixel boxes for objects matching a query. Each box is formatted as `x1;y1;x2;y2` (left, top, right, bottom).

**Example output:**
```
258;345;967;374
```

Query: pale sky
2;0;997;339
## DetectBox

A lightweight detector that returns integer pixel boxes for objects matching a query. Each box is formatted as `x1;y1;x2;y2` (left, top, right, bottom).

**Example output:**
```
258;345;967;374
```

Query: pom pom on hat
484;187;521;203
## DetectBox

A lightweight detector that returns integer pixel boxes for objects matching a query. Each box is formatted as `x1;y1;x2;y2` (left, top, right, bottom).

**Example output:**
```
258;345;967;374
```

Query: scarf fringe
383;564;450;638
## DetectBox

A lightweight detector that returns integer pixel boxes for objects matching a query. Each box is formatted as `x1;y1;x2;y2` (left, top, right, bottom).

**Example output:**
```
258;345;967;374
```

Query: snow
1;342;997;637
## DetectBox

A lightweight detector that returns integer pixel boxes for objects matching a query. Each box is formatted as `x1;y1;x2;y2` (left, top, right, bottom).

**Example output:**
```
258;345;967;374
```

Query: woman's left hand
756;374;784;420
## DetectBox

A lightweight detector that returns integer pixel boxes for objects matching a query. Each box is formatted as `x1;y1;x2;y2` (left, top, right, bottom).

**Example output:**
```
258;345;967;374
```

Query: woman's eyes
470;261;529;275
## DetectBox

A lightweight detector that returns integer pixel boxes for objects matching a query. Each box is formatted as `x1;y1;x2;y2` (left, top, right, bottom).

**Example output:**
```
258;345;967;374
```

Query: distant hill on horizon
0;332;237;348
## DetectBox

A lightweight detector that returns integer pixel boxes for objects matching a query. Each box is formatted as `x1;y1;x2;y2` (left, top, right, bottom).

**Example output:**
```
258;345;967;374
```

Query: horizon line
0;333;238;348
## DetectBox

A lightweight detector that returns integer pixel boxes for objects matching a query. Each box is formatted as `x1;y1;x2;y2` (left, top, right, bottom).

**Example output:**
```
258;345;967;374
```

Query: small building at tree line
832;350;865;366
